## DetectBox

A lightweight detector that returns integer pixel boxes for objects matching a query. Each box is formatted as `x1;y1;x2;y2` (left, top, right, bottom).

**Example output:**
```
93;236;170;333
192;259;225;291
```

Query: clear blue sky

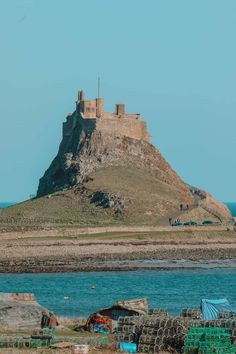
0;0;235;202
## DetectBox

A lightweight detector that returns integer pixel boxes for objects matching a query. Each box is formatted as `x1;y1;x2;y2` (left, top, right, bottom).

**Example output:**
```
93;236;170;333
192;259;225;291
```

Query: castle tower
78;90;85;101
96;98;104;118
116;104;125;115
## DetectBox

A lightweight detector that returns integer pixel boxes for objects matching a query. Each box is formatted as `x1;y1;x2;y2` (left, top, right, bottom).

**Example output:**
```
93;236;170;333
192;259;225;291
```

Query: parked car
172;222;183;227
202;220;214;225
184;221;198;226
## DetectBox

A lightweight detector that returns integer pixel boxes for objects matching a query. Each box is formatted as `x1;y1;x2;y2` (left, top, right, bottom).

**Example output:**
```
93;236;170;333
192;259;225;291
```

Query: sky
0;0;235;202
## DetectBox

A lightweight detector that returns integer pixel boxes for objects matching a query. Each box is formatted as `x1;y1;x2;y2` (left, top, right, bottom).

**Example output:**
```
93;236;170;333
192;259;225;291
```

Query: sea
226;202;236;217
0;202;17;208
0;202;235;318
0;269;235;318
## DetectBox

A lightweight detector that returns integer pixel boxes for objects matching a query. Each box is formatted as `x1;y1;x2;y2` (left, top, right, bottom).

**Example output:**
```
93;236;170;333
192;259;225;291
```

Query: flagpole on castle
98;76;100;98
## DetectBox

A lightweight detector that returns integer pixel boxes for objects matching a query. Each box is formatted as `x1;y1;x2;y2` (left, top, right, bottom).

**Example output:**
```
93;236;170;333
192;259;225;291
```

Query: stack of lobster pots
188;318;236;341
114;309;168;345
114;308;189;353
138;316;187;353
114;314;147;344
184;311;236;347
114;308;236;353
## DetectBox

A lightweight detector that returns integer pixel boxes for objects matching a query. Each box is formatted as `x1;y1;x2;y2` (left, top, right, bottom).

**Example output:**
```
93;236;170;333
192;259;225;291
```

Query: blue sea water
0;202;16;208
226;202;236;217
0;270;235;318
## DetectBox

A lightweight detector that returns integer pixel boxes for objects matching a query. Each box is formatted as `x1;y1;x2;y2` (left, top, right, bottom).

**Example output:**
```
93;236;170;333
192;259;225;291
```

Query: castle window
86;107;90;112
91;108;95;112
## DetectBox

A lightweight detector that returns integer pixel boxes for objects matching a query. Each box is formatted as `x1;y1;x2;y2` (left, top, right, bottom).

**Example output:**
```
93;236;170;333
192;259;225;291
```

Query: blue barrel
119;342;137;353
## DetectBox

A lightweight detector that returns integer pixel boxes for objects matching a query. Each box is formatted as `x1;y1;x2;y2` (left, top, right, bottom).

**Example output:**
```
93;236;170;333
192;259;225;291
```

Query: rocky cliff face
37;125;192;203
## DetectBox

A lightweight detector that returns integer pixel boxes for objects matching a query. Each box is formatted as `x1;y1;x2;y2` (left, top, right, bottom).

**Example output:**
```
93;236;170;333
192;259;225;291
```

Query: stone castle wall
96;118;150;142
63;113;96;135
63;112;150;143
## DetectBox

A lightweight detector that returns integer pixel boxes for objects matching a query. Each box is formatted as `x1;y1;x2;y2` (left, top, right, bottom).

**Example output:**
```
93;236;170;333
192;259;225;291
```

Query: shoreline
0;227;235;273
1;257;236;274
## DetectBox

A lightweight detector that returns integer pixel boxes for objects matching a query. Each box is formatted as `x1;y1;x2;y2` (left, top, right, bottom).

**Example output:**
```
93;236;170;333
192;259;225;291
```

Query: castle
63;90;150;143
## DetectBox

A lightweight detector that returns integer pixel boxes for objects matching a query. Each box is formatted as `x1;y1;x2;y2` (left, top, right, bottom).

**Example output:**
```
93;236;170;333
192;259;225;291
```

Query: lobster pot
114;332;136;343
114;315;148;345
181;308;201;319
148;308;168;317
138;315;188;353
218;311;236;319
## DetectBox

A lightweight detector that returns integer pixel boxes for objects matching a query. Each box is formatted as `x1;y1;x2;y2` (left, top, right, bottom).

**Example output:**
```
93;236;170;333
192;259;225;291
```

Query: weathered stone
0;293;46;328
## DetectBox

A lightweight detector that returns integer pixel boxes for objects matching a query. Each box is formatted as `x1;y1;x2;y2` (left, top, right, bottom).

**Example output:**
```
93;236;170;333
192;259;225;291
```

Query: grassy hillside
0;166;191;230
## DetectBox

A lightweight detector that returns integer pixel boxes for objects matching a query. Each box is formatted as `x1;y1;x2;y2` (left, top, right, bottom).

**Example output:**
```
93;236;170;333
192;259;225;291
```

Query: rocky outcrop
90;190;128;214
199;193;232;222
0;293;46;328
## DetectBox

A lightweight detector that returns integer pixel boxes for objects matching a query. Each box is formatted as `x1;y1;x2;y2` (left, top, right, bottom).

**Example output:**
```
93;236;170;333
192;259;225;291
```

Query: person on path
40;311;49;329
48;312;58;334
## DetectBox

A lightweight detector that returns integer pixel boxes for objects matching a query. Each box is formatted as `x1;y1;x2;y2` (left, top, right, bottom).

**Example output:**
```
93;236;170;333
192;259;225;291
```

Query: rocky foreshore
0;227;235;273
1;256;236;273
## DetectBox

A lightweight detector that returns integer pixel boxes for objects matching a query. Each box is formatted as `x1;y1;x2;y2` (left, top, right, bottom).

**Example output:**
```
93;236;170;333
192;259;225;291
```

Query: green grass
1;229;235;244
0;165;194;230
